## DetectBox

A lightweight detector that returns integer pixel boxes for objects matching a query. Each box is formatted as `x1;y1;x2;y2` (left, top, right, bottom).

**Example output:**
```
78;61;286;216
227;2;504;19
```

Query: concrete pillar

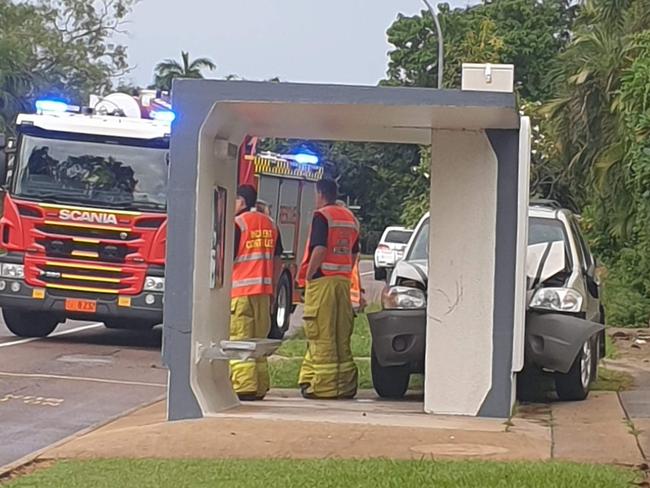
425;127;522;418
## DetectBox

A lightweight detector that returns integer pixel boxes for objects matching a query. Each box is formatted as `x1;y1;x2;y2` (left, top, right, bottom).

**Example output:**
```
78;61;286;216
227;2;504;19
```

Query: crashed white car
369;203;605;401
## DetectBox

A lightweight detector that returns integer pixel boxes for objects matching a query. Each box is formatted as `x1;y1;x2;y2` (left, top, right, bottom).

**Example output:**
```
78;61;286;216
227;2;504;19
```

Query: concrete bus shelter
163;80;530;421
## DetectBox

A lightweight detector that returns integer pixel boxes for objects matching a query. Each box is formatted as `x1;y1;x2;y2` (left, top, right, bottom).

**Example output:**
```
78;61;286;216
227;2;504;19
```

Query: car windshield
13;130;169;211
528;218;566;246
406;218;429;261
405;216;568;264
385;230;412;244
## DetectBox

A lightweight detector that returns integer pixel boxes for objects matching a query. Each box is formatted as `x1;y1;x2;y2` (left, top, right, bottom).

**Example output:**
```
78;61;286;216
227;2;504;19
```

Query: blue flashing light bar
292;153;319;165
35;99;69;114
150;109;176;123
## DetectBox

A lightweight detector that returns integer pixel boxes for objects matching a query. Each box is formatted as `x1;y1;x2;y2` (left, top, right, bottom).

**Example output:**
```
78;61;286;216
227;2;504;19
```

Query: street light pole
422;0;444;89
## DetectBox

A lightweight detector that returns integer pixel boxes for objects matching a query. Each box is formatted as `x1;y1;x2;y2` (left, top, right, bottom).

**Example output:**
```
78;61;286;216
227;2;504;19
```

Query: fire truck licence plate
65;299;97;313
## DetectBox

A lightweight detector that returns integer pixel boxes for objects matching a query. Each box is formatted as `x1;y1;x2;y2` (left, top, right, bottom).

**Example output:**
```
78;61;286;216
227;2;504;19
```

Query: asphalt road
0;262;385;469
0;319;166;468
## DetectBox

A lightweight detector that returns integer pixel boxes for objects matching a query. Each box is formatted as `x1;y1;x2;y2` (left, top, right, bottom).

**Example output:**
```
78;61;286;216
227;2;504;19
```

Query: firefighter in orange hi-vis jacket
230;185;283;401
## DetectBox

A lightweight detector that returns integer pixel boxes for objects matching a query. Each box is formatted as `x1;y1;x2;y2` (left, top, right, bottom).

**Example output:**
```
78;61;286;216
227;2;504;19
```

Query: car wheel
371;348;410;399
555;338;595;401
374;265;387;281
3;309;59;337
270;273;292;339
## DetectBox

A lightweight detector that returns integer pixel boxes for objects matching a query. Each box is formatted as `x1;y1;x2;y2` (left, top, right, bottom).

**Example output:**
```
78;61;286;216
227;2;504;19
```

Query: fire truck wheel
271;273;292;338
104;320;156;331
2;308;59;337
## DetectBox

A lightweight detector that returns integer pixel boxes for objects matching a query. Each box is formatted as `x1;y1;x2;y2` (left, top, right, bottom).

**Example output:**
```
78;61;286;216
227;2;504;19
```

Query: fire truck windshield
13;131;168;212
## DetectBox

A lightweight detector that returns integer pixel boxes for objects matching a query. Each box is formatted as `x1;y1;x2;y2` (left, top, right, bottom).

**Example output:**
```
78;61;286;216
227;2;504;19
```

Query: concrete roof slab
173;80;519;145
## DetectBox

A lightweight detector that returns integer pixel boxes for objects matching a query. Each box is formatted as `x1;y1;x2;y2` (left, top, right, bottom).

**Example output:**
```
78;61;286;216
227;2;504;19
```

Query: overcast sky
122;0;475;88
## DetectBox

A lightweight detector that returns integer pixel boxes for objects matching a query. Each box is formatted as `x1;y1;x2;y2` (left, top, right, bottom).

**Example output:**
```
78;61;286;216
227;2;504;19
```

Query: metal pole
422;0;444;89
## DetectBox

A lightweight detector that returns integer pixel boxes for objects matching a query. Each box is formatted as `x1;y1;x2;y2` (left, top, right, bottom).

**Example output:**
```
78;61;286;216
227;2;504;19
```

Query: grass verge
592;367;634;392
3;459;640;488
605;333;618;360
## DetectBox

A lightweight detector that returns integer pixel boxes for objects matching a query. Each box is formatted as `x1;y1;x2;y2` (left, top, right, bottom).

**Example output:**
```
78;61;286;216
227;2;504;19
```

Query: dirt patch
0;459;54;485
609;328;650;364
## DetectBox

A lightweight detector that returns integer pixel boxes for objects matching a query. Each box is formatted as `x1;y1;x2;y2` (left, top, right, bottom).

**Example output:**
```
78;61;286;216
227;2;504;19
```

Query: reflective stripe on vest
321;263;353;273
232;277;273;288
233;252;274;264
232;210;277;297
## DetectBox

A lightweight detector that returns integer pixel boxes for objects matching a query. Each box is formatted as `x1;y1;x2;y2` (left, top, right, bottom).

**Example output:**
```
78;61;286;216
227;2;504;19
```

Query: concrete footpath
36;389;644;466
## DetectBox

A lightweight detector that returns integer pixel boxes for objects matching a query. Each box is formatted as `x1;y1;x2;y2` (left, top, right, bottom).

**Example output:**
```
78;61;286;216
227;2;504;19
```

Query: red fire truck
238;136;322;337
0;98;320;338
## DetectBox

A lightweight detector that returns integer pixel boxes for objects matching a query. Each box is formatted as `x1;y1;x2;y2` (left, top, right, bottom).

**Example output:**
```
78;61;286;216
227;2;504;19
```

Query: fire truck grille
36;262;131;294
36;238;131;263
37;222;139;241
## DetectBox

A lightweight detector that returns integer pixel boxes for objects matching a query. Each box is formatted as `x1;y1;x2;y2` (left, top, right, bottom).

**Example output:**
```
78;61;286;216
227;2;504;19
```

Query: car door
569;217;601;322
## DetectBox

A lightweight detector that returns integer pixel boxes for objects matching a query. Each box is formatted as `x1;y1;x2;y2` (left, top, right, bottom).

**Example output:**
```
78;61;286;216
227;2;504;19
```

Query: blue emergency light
35;99;69;114
150;109;176;123
292;153;319;165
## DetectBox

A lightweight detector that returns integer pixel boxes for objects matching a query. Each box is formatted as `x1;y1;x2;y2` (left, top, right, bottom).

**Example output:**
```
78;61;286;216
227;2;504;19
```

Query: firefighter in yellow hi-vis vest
230;185;283;401
297;179;360;399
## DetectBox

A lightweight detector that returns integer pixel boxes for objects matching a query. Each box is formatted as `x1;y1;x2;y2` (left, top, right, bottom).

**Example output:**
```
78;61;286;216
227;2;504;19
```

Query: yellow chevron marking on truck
45;283;119;294
44;220;131;233
60;273;121;284
45;261;122;272
71;250;99;258
72;237;101;244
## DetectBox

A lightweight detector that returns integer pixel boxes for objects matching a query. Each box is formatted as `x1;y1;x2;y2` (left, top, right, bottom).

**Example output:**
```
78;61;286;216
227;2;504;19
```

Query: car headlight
381;286;426;310
144;276;165;292
530;287;583;313
1;264;24;279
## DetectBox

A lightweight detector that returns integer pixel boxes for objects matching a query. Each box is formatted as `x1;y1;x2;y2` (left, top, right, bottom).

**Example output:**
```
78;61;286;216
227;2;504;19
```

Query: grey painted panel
479;129;520;418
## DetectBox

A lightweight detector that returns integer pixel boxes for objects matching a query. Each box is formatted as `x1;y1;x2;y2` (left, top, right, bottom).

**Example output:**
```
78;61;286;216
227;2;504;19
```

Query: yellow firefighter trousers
299;276;358;399
229;294;271;399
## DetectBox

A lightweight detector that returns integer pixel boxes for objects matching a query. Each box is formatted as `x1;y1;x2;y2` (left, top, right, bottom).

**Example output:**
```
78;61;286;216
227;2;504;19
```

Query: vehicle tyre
517;365;547;402
270;273;292;339
599;304;606;325
555;338;595;401
374;265;387;281
371;348;409;399
3;309;59;337
104;320;156;330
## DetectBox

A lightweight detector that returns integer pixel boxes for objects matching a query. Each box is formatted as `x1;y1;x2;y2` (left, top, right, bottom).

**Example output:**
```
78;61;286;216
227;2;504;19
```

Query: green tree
0;0;136;130
543;0;650;325
154;51;216;91
545;0;650;241
385;0;575;100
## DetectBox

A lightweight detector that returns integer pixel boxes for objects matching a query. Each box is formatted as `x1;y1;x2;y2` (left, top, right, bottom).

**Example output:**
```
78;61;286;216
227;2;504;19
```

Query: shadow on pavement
46;325;163;350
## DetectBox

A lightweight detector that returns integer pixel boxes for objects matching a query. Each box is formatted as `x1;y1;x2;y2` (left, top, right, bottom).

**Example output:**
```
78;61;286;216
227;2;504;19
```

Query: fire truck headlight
1;264;24;279
144;276;164;292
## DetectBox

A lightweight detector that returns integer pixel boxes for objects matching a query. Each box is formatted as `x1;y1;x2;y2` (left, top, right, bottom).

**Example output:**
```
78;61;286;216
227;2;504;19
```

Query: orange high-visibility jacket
297;205;360;286
232;210;277;297
350;257;362;307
